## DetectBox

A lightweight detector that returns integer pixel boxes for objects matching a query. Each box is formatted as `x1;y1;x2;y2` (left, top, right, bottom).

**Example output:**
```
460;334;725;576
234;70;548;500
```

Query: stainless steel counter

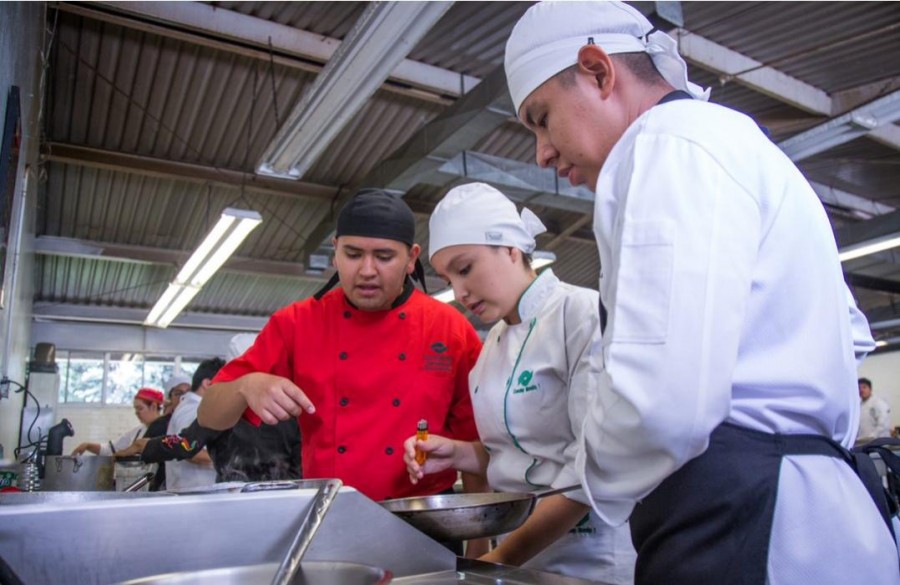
0;481;601;585
394;559;606;585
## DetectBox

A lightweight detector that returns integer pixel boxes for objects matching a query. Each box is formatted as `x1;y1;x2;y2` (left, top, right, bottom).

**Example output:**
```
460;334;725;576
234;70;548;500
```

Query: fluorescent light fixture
256;2;451;180
432;250;558;304
145;208;262;328
838;235;900;262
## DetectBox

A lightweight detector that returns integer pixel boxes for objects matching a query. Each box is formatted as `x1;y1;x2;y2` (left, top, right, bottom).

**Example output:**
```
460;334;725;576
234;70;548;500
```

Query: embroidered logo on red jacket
424;341;453;372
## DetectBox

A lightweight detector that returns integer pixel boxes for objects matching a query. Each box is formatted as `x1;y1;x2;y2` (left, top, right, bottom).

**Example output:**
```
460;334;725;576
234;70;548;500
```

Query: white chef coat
98;424;146;456
578;98;897;583
165;392;216;491
859;395;893;442
471;269;635;584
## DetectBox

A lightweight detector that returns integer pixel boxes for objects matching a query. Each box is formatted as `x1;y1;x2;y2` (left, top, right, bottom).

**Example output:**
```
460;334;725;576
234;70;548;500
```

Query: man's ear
577;44;616;99
331;236;339;270
408;243;422;273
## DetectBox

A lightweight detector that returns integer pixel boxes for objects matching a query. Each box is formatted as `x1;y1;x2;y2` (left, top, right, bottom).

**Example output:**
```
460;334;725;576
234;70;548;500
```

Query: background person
858;377;893;443
407;182;635;584
162;358;219;490
504;2;897;584
116;344;302;484
71;387;164;456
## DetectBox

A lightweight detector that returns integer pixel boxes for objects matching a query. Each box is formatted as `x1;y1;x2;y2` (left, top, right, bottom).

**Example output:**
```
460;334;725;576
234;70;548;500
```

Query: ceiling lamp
256;1;451;180
144;208;262;328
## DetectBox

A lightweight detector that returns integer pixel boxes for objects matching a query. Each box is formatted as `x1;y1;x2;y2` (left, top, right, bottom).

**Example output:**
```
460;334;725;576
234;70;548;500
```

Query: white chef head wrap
429;182;546;261
227;333;258;361
505;0;710;116
165;374;192;393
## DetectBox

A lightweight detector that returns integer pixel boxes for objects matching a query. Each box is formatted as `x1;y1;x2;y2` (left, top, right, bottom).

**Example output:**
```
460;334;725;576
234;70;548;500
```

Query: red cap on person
135;387;164;404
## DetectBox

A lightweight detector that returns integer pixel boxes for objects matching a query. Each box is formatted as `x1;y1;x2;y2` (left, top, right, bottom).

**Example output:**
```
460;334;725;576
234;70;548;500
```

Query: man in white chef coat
504;2;899;584
858;377;894;443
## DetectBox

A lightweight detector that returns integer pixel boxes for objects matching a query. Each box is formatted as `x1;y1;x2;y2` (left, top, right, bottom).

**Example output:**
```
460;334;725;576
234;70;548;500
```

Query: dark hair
192;357;227;392
858;377;872;388
555;52;666;87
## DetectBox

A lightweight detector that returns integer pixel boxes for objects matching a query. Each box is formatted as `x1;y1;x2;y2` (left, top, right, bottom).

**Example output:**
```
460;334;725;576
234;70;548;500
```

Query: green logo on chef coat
512;370;538;394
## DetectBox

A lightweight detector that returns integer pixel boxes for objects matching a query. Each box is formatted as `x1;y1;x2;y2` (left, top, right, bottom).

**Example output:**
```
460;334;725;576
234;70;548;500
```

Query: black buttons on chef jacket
392;398;401;407
399;353;406;361
399;312;406;320
339;351;348;360
339;397;349;407
343;311;351;319
337;446;346;454
385;447;394;455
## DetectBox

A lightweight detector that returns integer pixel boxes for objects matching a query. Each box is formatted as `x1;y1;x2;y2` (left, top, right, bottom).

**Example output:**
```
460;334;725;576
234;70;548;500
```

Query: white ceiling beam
867;123;900;151
675;28;832;116
89;1;478;99
34;235;315;279
778;90;900;161
810;183;894;219
43;142;338;202
32;302;268;332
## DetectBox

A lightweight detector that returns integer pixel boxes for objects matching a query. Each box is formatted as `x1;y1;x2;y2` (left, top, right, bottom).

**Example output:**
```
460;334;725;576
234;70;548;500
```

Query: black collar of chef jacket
656;90;694;105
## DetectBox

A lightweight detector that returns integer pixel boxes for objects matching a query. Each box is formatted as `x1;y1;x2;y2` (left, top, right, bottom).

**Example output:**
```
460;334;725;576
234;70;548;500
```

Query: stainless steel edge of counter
0;483;455;584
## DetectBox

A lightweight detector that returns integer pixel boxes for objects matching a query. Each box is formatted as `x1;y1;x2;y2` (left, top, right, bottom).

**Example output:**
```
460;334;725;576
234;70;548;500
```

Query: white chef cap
227;333;258;361
429;183;547;261
505;0;710;116
165;374;192;392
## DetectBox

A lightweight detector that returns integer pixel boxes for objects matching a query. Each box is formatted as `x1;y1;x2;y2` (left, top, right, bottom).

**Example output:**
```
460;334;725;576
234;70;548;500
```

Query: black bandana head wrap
336;189;416;246
313;189;428;300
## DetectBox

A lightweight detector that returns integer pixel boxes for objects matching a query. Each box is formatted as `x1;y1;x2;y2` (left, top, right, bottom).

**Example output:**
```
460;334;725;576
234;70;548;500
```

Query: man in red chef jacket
198;189;486;506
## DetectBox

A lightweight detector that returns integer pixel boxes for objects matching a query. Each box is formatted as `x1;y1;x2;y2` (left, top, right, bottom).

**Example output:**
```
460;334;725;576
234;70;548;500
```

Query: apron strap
722;422;896;540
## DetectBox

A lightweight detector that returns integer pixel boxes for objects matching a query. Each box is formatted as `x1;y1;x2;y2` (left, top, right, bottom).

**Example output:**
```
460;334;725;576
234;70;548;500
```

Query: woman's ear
577;44;616;98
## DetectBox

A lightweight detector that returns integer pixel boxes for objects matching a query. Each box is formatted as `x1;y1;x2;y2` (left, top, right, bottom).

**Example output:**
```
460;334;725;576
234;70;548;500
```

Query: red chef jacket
214;285;482;501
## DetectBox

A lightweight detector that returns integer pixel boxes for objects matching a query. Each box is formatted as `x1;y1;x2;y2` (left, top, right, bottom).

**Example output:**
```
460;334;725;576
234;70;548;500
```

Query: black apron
629;422;895;584
623;91;897;584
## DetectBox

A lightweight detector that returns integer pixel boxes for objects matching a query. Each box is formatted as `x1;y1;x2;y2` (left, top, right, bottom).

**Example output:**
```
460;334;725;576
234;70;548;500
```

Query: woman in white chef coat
405;182;635;584
71;387;164;456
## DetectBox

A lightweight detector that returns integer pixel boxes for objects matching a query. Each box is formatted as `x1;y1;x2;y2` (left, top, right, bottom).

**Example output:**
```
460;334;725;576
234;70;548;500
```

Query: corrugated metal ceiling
35;1;900;339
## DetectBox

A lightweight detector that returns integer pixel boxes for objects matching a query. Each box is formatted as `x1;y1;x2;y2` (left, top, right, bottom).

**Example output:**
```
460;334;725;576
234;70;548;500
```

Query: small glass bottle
415;419;428;465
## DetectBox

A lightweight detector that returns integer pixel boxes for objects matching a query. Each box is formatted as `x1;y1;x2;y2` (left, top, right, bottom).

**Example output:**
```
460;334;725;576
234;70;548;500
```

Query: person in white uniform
405;182;635;584
71;387;164;456
858;377;894;443
164;358;220;491
504;2;899;584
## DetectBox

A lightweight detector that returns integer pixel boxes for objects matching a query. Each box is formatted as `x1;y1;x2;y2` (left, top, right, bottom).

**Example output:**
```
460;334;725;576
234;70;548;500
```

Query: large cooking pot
42;455;115;492
380;484;580;541
117;561;391;585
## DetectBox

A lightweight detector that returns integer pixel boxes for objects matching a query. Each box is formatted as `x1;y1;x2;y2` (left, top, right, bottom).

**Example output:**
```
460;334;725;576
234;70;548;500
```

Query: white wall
858;350;900;433
0;3;44;461
56;405;139;455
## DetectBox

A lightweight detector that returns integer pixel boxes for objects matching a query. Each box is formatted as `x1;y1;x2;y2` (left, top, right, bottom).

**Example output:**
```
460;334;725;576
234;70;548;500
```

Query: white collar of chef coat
515;269;559;324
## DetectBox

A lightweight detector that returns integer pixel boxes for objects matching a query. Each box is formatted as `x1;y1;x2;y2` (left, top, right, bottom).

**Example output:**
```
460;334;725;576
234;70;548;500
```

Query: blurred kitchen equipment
116;456;155;492
117;561;391;585
44;418;74;456
381;484;581;541
123;472;155;493
271;479;343;585
15;459;40;492
0;553;25;585
42;455;115;491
